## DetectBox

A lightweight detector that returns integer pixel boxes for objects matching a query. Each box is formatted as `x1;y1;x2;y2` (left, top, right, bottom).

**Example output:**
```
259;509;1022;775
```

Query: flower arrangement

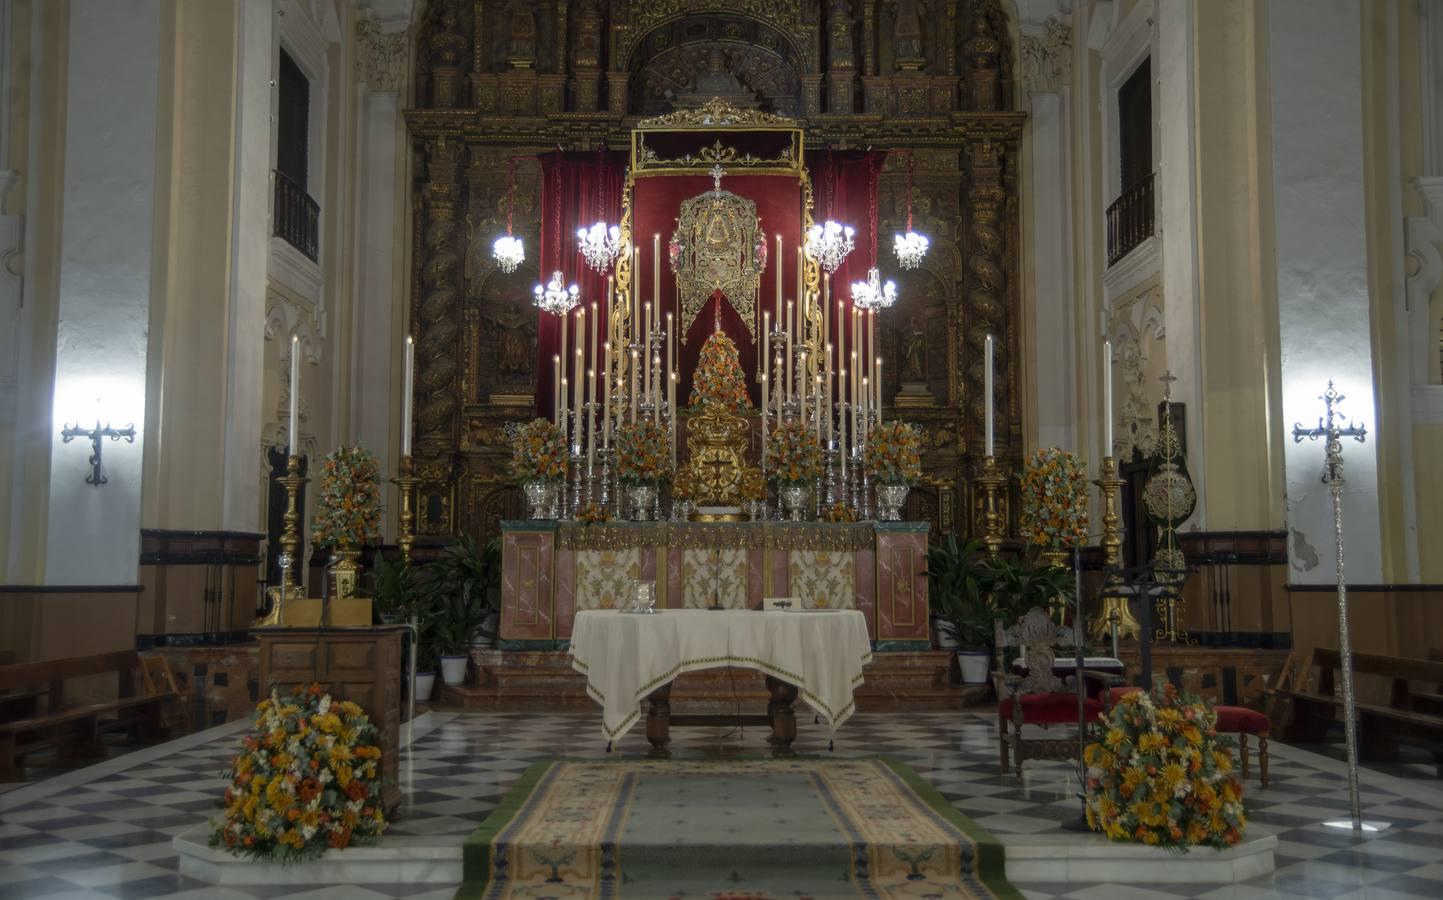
1084;684;1247;851
765;418;822;486
211;685;387;862
821;502;857;523
1018;447;1089;551
510;418;568;483
311;446;382;548
739;468;766;503
865;421;922;485
576;501;610;524
615;419;672;486
689;331;751;413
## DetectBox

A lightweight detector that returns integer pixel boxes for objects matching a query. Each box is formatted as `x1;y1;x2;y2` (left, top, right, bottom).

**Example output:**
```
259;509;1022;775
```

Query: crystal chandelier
893;151;929;269
805;221;855;274
492;156;525;273
533;270;579;316
577;222;621;273
851;267;897;310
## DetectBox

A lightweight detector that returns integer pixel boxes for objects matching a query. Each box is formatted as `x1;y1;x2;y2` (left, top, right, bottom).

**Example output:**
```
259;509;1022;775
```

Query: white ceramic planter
439;654;469;685
958;650;991;685
413;671;436;703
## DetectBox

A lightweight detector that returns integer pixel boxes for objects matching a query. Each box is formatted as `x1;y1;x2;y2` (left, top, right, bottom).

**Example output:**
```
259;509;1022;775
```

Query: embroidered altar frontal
457;757;1020;900
500;520;930;645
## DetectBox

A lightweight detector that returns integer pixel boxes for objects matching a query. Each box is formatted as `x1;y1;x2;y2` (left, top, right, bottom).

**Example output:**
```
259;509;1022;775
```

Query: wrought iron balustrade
1106;171;1155;267
273;170;319;262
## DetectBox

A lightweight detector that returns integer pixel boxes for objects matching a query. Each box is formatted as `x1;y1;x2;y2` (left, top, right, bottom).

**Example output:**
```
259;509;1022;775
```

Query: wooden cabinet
253;626;405;813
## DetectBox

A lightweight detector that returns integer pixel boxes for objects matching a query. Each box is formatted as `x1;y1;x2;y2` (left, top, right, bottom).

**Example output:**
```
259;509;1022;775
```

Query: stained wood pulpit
253;625;406;813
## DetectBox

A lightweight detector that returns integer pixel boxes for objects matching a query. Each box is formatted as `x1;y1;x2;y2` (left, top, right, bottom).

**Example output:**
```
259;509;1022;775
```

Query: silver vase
875;483;908;521
523;479;557;520
628;484;658;521
780;483;811;522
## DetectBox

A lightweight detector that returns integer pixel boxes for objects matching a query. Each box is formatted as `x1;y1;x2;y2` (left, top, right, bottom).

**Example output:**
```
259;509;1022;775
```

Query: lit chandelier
533;270;579;316
577;222;621;273
492;157;526;273
893;150;929;270
851;267;897;311
805;220;855;274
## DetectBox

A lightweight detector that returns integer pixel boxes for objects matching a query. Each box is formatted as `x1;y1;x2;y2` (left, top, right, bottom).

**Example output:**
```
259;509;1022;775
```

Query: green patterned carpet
458;757;1020;899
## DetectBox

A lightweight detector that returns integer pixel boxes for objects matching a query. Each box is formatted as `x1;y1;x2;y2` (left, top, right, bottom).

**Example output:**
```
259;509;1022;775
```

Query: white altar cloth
569;608;873;741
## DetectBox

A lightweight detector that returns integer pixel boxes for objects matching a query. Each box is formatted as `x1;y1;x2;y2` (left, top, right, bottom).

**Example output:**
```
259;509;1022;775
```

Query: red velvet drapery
537;150;626;423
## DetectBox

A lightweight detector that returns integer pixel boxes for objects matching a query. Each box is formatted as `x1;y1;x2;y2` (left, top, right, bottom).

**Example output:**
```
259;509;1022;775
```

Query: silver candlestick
1292;381;1380;833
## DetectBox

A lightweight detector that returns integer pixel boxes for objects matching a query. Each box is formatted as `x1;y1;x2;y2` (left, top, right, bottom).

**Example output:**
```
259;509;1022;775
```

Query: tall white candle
984;333;995;456
785;300;794;403
630;350;639;422
875;356;883;423
776;235;783;324
763;310;771;379
824;342;833;443
867;309;877;410
668;371;677;468
795;247;803;334
590;301;598;382
586;368;596;470
632;247;640;340
643;302;652;402
653;234;661;320
602;341;611;448
815;374;823;440
561;376;569;443
288;335;299;454
553;355;562;427
652;351;661;424
799;350;808;420
573;348;583;449
1103;338;1115;455
666;313;674;412
401;335;414;456
860;376;869;448
761;373;769;466
850;350;859;449
822;275;830;368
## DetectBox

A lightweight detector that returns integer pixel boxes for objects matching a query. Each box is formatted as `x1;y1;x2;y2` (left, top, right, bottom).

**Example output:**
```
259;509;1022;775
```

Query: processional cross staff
1291;381;1372;832
60;419;136;486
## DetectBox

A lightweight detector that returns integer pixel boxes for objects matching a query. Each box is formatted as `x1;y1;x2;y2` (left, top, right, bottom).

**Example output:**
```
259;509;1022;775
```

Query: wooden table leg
645;682;673;757
765;676;798;754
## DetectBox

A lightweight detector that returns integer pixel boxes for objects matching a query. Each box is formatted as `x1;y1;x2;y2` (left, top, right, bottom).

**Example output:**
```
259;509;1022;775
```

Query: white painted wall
1028;89;1078;451
1267;0;1384;584
222;0;273;532
44;0;161;584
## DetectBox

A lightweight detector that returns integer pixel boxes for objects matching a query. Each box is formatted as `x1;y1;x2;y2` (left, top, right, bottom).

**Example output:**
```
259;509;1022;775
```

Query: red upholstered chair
1215;705;1270;787
995;608;1110;778
1104;687;1269;787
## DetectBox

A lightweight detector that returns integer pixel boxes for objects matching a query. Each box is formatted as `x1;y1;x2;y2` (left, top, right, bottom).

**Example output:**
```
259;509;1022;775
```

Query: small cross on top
1291;381;1367;485
710;164;725;191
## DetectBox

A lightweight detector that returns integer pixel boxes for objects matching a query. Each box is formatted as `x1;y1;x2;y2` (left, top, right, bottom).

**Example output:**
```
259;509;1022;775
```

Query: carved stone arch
627;14;806;116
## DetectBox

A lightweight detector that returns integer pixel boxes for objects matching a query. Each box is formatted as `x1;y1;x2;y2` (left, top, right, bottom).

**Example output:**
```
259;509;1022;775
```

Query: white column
1268;0;1384;584
44;0;162;584
1027;86;1076;450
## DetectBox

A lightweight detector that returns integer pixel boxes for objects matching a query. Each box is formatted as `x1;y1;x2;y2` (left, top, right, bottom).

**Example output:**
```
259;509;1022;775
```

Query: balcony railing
273;170;319;262
1106;171;1155;267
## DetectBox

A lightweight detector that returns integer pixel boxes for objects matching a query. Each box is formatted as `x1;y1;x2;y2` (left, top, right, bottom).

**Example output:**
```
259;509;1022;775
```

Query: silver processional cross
1291;381;1373;832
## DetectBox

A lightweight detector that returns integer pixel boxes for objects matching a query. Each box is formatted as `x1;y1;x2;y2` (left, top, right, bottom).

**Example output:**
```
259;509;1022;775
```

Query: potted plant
765;418;822;521
925;535;994;683
614;418;671;521
865;421;922;521
982;556;1077;673
424;536;500;686
362;555;439;701
511;418;568;519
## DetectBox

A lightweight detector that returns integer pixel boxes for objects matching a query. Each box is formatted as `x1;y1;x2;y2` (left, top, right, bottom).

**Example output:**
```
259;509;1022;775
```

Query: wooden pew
1275;648;1443;774
0;651;186;782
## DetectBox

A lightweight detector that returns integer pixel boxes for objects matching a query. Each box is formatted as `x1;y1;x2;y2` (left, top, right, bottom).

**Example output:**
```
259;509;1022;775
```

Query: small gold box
281;597;373;628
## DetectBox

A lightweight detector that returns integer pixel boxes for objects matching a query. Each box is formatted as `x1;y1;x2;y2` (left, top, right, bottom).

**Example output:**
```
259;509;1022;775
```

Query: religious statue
902;315;927;381
505;0;538;69
488;298;535;379
828;0;855;69
427;1;467;108
891;0;925;71
669;166;764;341
964;14;1001;111
676;47;759;109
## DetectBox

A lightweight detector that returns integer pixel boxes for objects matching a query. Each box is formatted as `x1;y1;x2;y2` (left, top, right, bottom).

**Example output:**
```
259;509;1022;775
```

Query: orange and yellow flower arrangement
311;446;382;548
689;331;751;413
765;418;822;486
864;421;922;486
614;418;672;486
1084;684;1247;850
1018;447;1089;551
510;418;568;483
211;684;387;861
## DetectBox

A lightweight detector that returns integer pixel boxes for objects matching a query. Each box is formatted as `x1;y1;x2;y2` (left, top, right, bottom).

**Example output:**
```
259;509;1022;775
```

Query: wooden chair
995;608;1111;778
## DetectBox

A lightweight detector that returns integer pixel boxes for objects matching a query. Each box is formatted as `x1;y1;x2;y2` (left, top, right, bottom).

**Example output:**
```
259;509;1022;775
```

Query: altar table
569;608;872;752
501;521;931;646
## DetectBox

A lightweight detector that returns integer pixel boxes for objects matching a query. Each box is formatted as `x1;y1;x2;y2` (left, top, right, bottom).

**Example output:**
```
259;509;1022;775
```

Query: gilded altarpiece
406;0;1025;546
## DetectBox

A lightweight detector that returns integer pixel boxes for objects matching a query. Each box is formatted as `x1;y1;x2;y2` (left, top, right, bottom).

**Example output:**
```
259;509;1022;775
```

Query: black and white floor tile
1;709;1440;899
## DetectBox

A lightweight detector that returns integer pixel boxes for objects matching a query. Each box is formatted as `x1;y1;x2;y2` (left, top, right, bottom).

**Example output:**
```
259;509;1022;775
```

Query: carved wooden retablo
676;403;756;512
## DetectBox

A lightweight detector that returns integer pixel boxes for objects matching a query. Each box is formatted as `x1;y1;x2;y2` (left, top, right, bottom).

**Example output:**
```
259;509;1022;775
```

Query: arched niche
627;14;805;116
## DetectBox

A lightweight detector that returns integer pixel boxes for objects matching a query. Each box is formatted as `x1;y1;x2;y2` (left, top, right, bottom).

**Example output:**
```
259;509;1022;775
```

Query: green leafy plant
924;535;992;650
361;555;421;621
982;555;1076;633
420;536;503;654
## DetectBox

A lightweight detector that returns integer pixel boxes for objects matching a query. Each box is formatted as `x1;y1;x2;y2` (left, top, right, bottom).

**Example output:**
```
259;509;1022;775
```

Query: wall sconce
60;419;136;486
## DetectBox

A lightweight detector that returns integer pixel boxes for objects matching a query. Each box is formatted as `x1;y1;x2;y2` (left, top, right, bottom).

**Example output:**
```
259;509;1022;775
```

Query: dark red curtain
537;150;626;422
807;150;885;413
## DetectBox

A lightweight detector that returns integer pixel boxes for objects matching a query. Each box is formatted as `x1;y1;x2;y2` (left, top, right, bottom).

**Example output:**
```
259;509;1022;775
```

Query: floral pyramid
689;329;751;413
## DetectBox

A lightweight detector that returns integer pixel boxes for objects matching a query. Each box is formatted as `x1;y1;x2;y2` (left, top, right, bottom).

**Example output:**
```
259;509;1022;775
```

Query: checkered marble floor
2;708;1441;899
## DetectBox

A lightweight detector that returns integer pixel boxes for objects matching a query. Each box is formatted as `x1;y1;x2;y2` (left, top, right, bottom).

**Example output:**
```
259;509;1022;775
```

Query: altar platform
499;519;932;646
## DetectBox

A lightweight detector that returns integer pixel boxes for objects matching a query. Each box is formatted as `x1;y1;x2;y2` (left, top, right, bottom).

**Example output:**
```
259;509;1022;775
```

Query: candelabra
1088;455;1140;642
823;446;841;506
976;455;1006;557
392;454;420;565
255;454;308;627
